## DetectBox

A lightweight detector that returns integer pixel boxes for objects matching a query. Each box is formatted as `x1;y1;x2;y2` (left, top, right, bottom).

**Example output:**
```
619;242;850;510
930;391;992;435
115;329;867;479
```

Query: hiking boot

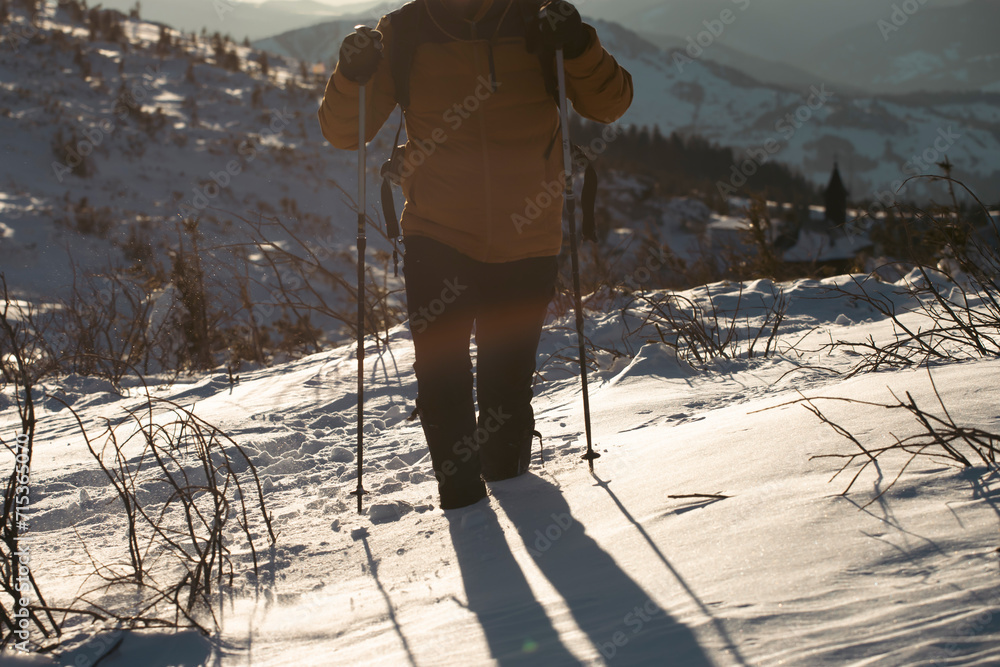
480;429;534;482
439;476;488;510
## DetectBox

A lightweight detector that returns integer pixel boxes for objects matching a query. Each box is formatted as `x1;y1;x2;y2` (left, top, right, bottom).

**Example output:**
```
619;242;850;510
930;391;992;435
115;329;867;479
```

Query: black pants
403;235;558;508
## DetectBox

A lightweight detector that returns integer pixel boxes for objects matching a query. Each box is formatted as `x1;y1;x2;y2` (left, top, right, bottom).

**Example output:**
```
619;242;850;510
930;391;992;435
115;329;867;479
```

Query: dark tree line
570;116;821;210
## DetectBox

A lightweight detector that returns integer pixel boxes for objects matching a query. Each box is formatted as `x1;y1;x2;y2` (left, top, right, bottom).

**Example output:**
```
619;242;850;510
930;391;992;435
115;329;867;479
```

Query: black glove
338;25;383;84
539;1;590;59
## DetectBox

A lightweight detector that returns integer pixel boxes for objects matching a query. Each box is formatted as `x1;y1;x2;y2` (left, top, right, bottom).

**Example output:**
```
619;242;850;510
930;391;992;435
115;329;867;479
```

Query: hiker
318;0;633;509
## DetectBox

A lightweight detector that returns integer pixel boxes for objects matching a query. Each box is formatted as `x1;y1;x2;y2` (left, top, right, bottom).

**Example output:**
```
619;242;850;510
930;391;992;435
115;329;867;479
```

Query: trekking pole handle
350;25;383;86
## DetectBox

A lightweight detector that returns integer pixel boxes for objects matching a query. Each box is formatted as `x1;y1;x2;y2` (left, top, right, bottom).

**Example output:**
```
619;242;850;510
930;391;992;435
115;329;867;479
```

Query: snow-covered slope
0;4;401;316
2;9;999;664
4;274;1000;665
590;19;1000;203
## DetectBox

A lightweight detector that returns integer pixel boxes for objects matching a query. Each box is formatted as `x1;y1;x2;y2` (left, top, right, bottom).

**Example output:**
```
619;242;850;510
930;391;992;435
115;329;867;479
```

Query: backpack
379;0;598;274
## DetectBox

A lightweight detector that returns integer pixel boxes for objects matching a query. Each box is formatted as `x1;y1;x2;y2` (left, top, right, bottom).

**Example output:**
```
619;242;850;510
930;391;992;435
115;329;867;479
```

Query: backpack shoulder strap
516;0;558;102
387;0;425;110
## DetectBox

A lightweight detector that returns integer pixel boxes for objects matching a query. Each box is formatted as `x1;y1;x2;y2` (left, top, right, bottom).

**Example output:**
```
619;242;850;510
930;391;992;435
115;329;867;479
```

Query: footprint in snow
309;414;346;430
330;447;354;463
368;501;413;524
385;456;407;470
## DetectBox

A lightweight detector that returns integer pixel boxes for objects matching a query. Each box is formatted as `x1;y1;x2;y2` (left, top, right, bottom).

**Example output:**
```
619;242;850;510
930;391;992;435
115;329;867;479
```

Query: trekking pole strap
380;111;405;276
570;143;599;242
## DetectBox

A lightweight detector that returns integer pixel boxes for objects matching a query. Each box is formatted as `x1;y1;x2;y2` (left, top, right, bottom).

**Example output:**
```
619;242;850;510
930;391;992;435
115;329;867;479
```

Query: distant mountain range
254;14;1000;202
82;0;352;39
583;0;997;95
634;31;854;95
803;0;1000;95
254;17;372;67
95;0;999;95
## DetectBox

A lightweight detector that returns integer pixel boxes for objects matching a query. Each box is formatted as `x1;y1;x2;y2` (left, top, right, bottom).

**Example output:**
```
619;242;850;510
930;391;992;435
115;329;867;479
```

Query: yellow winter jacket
318;0;633;263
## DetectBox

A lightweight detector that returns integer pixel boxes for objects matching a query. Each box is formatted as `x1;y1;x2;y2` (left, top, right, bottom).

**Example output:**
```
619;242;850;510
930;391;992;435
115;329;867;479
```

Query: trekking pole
555;47;599;471
351;32;371;514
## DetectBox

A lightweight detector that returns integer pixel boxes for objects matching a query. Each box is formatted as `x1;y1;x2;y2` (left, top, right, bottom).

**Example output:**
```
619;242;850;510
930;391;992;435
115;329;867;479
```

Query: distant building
824;162;848;227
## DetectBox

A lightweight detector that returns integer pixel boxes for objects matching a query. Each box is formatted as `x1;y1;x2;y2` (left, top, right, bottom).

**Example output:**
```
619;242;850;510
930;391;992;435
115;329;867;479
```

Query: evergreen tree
223;48;240;72
185;96;199;127
20;0;39;22
59;0;85;24
73;43;91;79
156;25;171;55
211;32;225;62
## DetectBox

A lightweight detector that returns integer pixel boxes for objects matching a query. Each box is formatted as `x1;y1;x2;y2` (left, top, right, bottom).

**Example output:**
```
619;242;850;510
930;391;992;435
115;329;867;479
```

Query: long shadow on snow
491;473;716;666
591;474;749;666
447;504;580;665
359;533;420;666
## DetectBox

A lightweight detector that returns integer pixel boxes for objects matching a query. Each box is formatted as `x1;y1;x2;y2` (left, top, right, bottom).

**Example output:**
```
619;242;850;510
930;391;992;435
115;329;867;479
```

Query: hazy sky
96;0;969;51
121;0;969;15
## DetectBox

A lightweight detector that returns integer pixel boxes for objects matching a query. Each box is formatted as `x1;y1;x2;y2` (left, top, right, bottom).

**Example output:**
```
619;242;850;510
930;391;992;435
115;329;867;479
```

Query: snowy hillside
2;4;1000;666
4;273;1000;665
0;3;403;319
0;2;825;324
254;14;1000;202
589;19;1000;204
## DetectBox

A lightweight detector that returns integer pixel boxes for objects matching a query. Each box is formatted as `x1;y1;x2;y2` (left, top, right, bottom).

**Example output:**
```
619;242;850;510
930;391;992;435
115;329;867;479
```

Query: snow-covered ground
2;5;999;666
4;273;1000;666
